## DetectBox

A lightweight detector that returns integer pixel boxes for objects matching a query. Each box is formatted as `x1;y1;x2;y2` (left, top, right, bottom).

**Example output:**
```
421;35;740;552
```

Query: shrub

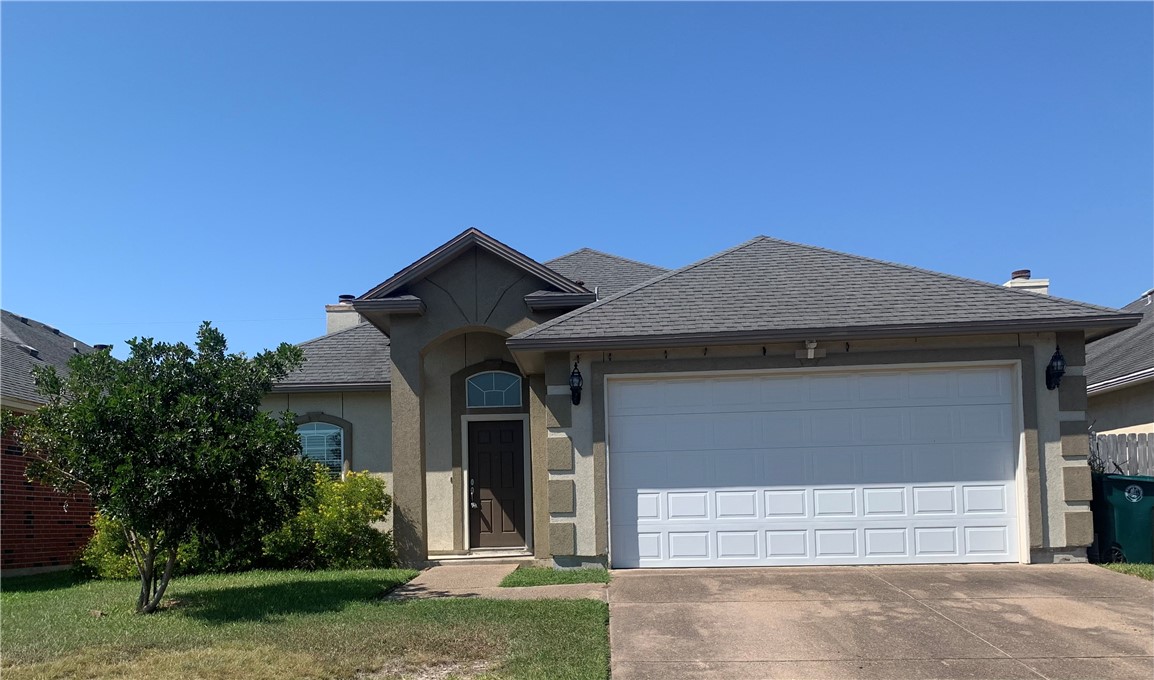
264;470;394;569
78;513;141;580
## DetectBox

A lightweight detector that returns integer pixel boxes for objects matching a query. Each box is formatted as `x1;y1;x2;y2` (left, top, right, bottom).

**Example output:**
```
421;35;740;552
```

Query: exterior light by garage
1046;347;1067;390
569;361;584;405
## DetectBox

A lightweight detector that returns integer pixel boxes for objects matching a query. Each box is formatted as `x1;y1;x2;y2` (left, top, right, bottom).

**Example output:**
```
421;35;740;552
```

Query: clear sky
3;2;1151;358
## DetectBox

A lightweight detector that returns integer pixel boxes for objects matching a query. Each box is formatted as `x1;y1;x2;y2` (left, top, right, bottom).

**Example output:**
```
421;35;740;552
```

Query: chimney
1003;269;1050;295
325;294;362;334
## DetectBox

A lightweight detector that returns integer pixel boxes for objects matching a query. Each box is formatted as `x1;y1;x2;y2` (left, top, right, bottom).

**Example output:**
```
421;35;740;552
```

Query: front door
468;420;526;548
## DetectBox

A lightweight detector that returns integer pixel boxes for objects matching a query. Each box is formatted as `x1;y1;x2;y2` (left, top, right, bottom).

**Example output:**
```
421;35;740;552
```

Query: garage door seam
864;570;1051;680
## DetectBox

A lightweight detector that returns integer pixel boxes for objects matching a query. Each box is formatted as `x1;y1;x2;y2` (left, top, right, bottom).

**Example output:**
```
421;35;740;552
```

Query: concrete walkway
386;563;607;601
609;564;1154;679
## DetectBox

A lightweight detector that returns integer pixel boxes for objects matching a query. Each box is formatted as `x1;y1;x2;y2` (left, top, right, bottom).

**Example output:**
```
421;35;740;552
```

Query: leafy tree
11;323;315;613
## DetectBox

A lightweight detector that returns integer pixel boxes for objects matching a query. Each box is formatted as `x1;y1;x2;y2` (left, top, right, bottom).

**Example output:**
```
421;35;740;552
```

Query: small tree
11;322;315;613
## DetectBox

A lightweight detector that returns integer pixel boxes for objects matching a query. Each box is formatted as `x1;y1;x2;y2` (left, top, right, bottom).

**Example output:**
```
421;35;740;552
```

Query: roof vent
19;344;39;358
49;326;61;335
1011;269;1031;280
93;344;112;351
574;279;585;287
338;294;356;304
18;316;29;325
73;341;80;353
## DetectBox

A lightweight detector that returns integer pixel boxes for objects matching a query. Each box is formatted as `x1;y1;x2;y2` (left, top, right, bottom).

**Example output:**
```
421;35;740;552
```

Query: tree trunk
139;548;177;614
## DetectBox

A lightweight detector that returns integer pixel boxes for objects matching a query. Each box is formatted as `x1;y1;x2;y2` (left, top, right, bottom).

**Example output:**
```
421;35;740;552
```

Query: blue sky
3;2;1151;358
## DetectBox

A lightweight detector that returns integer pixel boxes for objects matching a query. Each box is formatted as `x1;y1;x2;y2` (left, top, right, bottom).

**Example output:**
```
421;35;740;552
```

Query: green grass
500;567;610;588
1100;563;1154;581
1;568;609;679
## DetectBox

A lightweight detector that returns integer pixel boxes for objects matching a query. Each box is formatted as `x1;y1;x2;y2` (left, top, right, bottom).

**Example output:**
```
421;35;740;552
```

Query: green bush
77;470;393;578
77;513;139;579
263;470;394;569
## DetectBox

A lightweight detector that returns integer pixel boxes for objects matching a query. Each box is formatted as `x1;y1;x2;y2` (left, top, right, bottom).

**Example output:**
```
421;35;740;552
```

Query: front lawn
500;567;610;588
1;568;609;679
1100;563;1154;581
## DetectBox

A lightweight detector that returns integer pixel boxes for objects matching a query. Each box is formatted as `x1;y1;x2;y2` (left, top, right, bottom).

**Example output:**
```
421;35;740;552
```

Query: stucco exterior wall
421;331;517;552
1088;382;1154;435
380;245;566;563
546;332;1089;565
261;390;394;528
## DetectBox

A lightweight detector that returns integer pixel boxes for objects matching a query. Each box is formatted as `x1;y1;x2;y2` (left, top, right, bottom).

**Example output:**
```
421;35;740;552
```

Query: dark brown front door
468;420;526;548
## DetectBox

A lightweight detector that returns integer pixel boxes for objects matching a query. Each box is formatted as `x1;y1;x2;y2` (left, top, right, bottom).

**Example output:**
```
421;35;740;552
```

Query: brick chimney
1003;269;1049;295
325;295;362;334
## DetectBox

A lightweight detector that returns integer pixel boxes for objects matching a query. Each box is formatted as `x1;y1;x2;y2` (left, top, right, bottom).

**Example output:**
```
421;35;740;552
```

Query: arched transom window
296;422;344;478
466;371;522;408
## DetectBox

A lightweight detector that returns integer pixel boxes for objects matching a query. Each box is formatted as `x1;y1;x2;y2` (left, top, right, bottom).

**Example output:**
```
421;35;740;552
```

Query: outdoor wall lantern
569;361;584;405
1045;347;1066;390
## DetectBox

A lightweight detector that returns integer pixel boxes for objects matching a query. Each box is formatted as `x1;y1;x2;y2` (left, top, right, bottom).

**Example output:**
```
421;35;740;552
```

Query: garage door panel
609;367;1019;568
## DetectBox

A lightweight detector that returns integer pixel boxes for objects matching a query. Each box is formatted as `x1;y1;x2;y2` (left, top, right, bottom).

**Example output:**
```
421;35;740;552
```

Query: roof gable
545;248;668;297
361;228;588;300
509;236;1140;349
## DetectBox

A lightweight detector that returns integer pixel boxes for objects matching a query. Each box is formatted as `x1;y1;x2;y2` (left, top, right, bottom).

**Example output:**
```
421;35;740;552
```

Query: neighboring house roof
509;236;1141;350
360;228;588;300
545;248;669;298
1085;291;1154;393
275;322;392;392
1;309;93;407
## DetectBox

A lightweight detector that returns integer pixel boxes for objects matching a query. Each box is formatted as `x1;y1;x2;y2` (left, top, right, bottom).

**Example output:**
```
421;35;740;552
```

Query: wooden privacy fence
1091;433;1153;477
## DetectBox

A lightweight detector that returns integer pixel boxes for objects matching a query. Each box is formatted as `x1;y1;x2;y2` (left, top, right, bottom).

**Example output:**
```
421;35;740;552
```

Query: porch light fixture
1045;347;1066;390
569;361;584;405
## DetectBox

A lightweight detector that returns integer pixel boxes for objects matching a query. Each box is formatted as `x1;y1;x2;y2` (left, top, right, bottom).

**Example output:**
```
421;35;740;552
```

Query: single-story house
267;229;1142;568
1086;289;1153;435
1;309;96;576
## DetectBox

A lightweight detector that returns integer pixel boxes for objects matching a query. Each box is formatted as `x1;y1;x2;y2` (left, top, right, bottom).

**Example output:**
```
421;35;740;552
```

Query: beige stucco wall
377;245;566;563
547;331;1090;564
1088;382;1154;435
422;331;517;552
262;390;394;528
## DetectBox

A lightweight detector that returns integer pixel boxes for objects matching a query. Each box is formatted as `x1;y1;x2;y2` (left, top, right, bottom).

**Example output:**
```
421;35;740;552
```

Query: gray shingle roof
545;248;668;298
1086;292;1154;387
277;323;391;390
511;237;1138;349
1;310;94;405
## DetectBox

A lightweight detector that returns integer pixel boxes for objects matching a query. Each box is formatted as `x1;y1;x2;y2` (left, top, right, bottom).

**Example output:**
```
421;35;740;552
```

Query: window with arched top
466;371;522;408
296;421;345;478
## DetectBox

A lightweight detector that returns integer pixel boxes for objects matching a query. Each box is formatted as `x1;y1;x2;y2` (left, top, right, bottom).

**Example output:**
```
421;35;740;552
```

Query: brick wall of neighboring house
1;429;94;574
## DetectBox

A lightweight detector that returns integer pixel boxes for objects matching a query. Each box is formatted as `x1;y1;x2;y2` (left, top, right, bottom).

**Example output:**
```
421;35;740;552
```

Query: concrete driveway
609;564;1153;679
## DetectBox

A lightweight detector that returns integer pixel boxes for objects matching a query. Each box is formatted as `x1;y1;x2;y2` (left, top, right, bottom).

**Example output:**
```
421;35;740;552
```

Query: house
1086;289;1153;435
268;229;1142;568
1;310;96;576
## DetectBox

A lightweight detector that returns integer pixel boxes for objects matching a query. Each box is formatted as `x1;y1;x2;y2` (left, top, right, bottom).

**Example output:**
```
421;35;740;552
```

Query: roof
1086;291;1154;391
509;236;1141;350
1;309;94;406
275;322;392;392
360;228;588;300
545;248;668;298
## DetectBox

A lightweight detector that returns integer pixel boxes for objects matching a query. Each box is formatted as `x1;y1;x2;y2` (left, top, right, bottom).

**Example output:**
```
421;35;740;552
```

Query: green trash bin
1091;472;1154;564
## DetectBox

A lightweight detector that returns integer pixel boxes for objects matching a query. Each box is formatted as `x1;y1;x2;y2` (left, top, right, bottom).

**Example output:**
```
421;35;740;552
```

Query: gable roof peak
360;227;588;300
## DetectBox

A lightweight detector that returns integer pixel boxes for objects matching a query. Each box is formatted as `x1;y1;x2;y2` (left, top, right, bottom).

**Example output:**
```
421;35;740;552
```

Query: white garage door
608;367;1020;567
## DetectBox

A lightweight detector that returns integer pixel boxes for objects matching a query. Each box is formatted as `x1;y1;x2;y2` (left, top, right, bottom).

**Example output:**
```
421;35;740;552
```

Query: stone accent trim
1064;511;1093;547
549;479;575;514
1056;332;1086;366
547;435;574;472
1058;375;1088;411
1062;466;1092;502
546;394;572;428
549;522;576;556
